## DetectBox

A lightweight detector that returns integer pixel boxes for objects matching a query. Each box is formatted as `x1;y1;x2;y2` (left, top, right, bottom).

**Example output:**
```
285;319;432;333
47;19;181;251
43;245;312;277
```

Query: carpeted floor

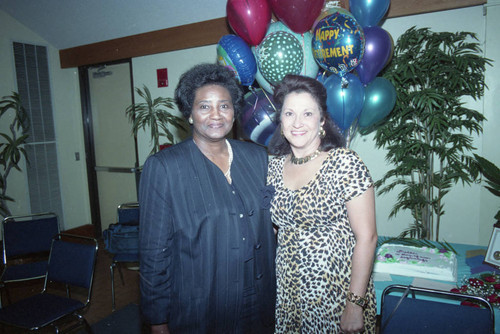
86;303;145;334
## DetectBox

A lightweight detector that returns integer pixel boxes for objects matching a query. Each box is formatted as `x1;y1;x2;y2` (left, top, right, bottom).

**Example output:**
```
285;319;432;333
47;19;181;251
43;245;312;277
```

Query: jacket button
254;243;262;250
256;273;263;280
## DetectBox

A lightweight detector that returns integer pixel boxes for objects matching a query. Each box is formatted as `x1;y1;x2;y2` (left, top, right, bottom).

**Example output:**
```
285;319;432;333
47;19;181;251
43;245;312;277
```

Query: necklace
193;138;233;183
224;140;233;183
290;149;320;165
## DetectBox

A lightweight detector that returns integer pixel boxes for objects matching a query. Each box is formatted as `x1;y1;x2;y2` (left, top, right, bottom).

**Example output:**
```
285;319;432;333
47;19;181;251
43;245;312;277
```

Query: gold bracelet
346;291;368;309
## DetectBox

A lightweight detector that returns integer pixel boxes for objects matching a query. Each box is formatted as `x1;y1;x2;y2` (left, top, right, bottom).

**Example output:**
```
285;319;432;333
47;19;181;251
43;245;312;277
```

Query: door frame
78;59;138;235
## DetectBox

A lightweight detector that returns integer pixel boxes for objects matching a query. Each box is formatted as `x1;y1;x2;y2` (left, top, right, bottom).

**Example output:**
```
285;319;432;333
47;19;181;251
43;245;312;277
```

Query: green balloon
256;31;304;86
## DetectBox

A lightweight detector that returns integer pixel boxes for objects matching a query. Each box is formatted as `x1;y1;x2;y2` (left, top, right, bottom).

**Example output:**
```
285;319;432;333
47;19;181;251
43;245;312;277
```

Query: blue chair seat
380;284;494;334
1;260;48;282
0;293;84;329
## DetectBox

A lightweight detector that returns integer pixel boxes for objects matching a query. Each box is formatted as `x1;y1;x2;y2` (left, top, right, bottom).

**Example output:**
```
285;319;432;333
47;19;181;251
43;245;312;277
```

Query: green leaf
126;85;190;155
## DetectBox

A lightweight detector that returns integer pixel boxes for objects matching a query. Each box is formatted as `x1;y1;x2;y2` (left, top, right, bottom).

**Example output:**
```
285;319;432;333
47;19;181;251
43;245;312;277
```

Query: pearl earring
319;126;325;138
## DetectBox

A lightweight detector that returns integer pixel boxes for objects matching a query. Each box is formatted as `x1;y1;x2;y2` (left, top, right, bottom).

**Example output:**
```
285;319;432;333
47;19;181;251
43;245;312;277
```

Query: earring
188;117;193;124
280;128;284;137
319;126;326;138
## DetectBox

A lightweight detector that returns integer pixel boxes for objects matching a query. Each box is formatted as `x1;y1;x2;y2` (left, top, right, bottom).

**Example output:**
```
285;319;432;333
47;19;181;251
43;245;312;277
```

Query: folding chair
0;212;60;306
380;284;494;334
106;202;139;311
0;233;98;332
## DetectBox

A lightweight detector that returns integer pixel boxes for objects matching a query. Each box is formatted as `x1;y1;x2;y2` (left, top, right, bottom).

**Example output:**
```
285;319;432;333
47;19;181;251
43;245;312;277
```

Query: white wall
132;45;218;164
0;10;91;230
480;1;500;242
2;3;499;244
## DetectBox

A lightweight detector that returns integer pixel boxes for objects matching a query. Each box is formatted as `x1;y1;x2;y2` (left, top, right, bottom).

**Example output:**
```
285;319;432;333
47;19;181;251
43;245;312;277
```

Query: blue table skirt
373;239;499;332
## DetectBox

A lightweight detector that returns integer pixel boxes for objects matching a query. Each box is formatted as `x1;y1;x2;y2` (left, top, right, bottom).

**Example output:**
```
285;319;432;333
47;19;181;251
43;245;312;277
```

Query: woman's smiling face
280;91;324;154
191;84;234;143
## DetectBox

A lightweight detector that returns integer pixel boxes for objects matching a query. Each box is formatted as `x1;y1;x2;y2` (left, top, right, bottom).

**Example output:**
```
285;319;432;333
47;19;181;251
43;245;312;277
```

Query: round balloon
255;31;304;86
269;0;325;34
324;73;365;130
313;6;354;31
240;88;278;146
253;21;319;92
358;77;396;128
217;35;257;86
349;0;390;27
226;0;272;46
312;12;365;77
316;70;330;85
252;47;274;93
355;26;393;85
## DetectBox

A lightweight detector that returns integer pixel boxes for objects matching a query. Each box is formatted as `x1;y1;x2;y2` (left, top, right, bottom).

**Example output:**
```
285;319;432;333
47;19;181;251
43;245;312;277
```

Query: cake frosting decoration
373;243;457;282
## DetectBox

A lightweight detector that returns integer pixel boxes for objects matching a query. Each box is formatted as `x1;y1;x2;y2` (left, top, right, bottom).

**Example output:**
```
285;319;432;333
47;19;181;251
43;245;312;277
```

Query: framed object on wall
484;222;500;269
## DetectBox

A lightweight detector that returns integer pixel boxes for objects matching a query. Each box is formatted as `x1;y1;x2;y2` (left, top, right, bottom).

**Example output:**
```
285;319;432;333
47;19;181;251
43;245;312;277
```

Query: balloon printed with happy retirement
312;12;365;79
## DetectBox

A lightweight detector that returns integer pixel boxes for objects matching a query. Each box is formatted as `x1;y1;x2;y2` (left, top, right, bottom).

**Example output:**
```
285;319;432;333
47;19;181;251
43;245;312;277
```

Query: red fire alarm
157;68;168;87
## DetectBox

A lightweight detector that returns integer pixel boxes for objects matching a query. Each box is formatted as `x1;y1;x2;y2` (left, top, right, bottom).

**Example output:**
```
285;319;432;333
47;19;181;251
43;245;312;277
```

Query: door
79;60;139;234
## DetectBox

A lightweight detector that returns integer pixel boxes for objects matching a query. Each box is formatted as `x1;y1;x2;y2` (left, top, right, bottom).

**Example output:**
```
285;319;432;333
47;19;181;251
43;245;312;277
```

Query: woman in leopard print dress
266;75;378;333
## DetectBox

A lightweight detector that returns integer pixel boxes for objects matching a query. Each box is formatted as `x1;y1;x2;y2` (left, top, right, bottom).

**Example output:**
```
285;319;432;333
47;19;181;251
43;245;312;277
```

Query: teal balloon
358;77;396;128
324;73;365;130
252;48;274;93
255;31;304;86
349;0;390;27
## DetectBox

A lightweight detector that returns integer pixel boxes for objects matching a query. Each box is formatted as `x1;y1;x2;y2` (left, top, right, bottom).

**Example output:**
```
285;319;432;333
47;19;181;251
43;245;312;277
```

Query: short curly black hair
174;63;244;119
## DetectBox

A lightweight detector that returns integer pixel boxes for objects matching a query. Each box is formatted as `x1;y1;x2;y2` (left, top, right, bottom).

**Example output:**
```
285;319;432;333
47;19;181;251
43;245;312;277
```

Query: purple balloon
356;26;393;85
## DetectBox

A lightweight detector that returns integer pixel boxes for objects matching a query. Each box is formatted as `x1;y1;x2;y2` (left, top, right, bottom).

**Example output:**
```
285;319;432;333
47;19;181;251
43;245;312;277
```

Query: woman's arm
139;156;174;328
340;186;378;333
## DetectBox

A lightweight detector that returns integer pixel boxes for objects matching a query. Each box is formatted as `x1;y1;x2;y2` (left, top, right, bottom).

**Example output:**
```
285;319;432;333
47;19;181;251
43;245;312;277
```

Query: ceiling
0;0;228;50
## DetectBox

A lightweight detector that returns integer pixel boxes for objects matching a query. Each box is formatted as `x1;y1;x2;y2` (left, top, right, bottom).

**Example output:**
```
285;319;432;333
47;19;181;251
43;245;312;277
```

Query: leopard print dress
267;148;377;334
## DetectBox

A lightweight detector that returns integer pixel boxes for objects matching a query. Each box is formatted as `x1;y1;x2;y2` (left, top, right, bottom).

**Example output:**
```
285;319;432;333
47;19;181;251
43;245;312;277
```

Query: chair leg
110;260;127;312
110;262;116;312
76;313;94;333
117;263;125;285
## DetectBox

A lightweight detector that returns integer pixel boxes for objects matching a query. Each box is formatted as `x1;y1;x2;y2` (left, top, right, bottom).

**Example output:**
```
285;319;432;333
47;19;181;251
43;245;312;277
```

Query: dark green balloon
256;31;304;86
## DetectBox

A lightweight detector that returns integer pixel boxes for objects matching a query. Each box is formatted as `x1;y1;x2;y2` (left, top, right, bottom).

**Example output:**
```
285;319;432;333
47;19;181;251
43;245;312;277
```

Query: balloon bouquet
218;0;397;147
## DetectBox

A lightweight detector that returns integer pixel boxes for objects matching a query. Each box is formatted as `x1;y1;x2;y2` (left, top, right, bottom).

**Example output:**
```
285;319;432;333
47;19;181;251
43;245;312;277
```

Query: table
373;239;499;332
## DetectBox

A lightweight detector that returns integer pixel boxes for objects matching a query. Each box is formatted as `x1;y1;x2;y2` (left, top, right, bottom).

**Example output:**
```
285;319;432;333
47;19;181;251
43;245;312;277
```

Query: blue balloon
349;0;390;27
240;88;278;146
217;34;257;86
312;12;365;77
358;77;396;128
324;73;365;130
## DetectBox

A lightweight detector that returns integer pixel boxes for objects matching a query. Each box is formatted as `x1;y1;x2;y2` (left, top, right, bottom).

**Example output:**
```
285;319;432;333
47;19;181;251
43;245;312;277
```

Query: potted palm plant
126;85;189;156
375;27;491;241
0;92;29;218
